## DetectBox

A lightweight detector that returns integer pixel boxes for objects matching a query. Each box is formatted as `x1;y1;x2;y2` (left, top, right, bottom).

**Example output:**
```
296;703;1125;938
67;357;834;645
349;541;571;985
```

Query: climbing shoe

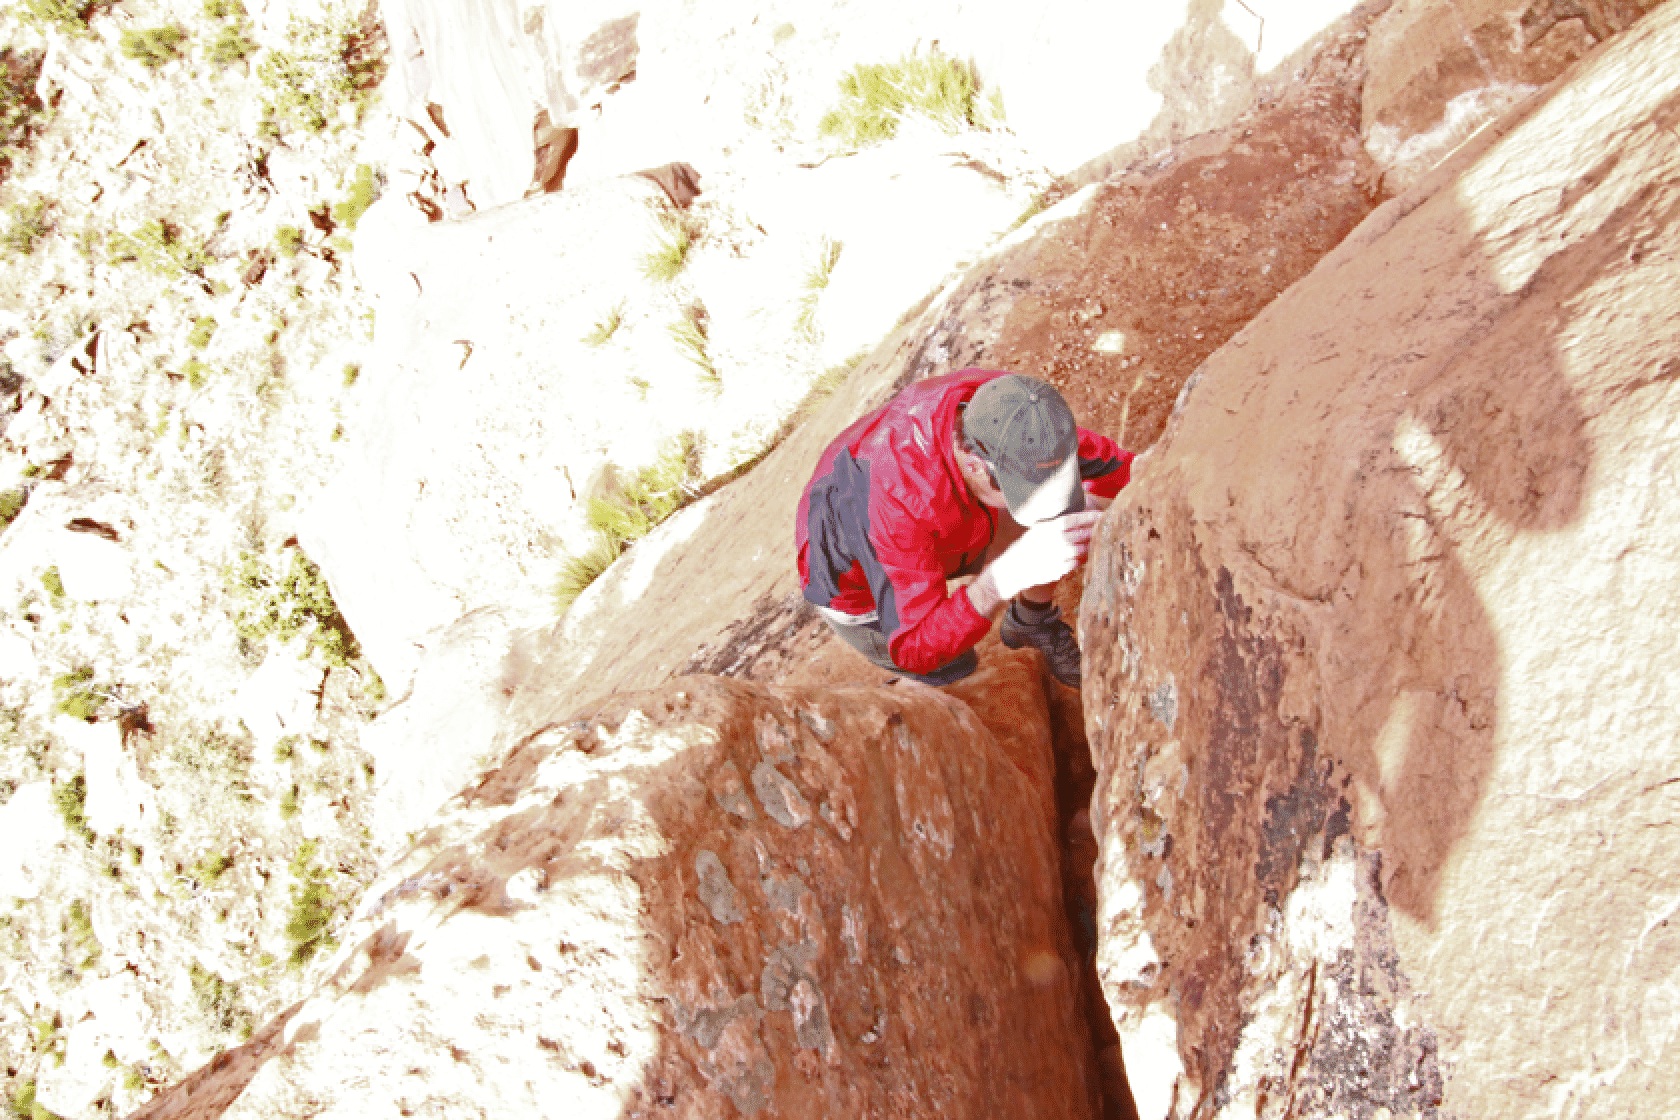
999;600;1082;689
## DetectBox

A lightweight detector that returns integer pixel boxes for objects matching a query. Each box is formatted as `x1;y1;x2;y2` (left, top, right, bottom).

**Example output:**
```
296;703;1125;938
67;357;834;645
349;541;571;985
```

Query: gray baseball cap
961;374;1085;523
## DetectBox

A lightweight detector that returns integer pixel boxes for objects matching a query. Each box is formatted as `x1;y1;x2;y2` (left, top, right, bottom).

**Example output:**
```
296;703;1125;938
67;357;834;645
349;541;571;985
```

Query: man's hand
969;510;1103;615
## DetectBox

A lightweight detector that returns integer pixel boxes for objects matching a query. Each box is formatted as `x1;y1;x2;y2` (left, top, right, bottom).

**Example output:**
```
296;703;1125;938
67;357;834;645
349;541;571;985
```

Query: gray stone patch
761;941;831;1054
695;849;745;924
754;714;796;764
679;993;761;1049
760;942;819;1011
796;707;835;741
761;870;808;913
712;759;755;820
1148;679;1178;729
678;994;775;1115
790;975;834;1054
752;761;811;829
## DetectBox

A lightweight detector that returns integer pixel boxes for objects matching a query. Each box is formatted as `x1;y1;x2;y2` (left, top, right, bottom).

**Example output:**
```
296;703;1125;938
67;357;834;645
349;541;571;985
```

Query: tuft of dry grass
819;49;990;148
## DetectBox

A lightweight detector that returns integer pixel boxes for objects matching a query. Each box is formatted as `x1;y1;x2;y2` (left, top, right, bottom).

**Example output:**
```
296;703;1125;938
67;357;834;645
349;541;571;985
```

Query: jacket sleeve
1078;427;1134;501
869;509;992;675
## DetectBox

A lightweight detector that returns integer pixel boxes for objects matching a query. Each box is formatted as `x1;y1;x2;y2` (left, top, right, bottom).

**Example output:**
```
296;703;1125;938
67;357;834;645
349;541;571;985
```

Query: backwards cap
961;374;1084;524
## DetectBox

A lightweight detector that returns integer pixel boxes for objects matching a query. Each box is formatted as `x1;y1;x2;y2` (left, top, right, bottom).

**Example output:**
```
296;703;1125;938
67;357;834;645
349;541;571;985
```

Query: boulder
1081;7;1680;1118
134;661;1098;1119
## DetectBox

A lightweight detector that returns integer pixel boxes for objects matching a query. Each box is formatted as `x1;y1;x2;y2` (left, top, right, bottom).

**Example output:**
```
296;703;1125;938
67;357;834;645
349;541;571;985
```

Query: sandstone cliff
134;654;1104;1119
1082;5;1680;1116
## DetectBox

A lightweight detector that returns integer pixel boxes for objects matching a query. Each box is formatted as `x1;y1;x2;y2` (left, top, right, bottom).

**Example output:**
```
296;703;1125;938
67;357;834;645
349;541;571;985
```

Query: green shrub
669;309;720;394
283;841;338;965
188;962;252;1036
180;357;209;389
204;24;258;67
331;163;378;231
187;316;216;349
640;211;693;283
107;219;209;278
553;530;622;613
278;784;298;818
66;906;98;970
0;488;25;532
1;48;47;178
275;224;303;257
2;196;49;256
50;772;92;841
555;434;704;613
794;349;868;424
120;26;188;70
202;0;246;17
796;237;843;336
583;303;625;347
10;1079;39;1119
192;852;233;884
819;49;986;148
17;0;93;35
224;548;359;667
52;668;102;721
341;362;360;387
258;12;378;135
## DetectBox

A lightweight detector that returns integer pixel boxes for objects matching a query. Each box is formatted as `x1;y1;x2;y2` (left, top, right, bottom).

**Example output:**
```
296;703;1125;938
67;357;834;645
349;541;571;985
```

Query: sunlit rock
1082;8;1680;1116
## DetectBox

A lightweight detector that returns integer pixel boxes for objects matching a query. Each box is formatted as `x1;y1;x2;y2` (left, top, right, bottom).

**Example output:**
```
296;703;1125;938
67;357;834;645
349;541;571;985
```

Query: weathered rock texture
133;655;1100;1118
1081;6;1680;1118
1362;0;1664;187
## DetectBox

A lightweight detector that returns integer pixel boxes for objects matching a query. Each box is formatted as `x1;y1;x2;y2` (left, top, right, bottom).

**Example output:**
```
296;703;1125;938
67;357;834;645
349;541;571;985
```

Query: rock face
135;654;1100;1118
1081;7;1680;1118
383;0;1374;212
383;0;641;210
1361;0;1664;188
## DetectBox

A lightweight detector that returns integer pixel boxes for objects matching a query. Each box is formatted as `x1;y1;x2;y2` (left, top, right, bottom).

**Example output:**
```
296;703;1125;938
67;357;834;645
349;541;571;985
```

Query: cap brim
1003;454;1084;524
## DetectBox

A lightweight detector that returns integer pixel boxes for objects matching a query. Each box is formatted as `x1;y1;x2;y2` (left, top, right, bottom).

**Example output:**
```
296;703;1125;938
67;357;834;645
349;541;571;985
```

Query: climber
796;369;1134;689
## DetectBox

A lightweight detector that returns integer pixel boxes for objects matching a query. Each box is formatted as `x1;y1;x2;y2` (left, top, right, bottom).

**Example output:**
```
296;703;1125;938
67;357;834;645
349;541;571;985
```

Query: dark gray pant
823;613;979;686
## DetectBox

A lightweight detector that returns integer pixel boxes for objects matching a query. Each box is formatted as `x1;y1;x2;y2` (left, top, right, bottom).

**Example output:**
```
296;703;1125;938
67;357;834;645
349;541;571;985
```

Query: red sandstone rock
1081;8;1680;1118
134;662;1099;1119
1361;0;1663;187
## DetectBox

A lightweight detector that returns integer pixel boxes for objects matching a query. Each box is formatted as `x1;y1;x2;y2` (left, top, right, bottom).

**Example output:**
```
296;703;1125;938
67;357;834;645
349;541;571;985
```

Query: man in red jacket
796;369;1133;688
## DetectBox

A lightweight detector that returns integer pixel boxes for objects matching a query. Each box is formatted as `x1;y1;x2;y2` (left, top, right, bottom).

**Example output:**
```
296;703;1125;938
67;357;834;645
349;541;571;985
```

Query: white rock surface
229;651;326;753
37;971;157;1116
50;530;136;603
0;625;35;680
56;717;149;838
0;782;67;901
356;607;517;850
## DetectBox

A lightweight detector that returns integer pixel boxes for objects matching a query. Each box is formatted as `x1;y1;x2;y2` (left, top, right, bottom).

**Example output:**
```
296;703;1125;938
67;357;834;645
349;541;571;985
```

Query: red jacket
796;369;1132;674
